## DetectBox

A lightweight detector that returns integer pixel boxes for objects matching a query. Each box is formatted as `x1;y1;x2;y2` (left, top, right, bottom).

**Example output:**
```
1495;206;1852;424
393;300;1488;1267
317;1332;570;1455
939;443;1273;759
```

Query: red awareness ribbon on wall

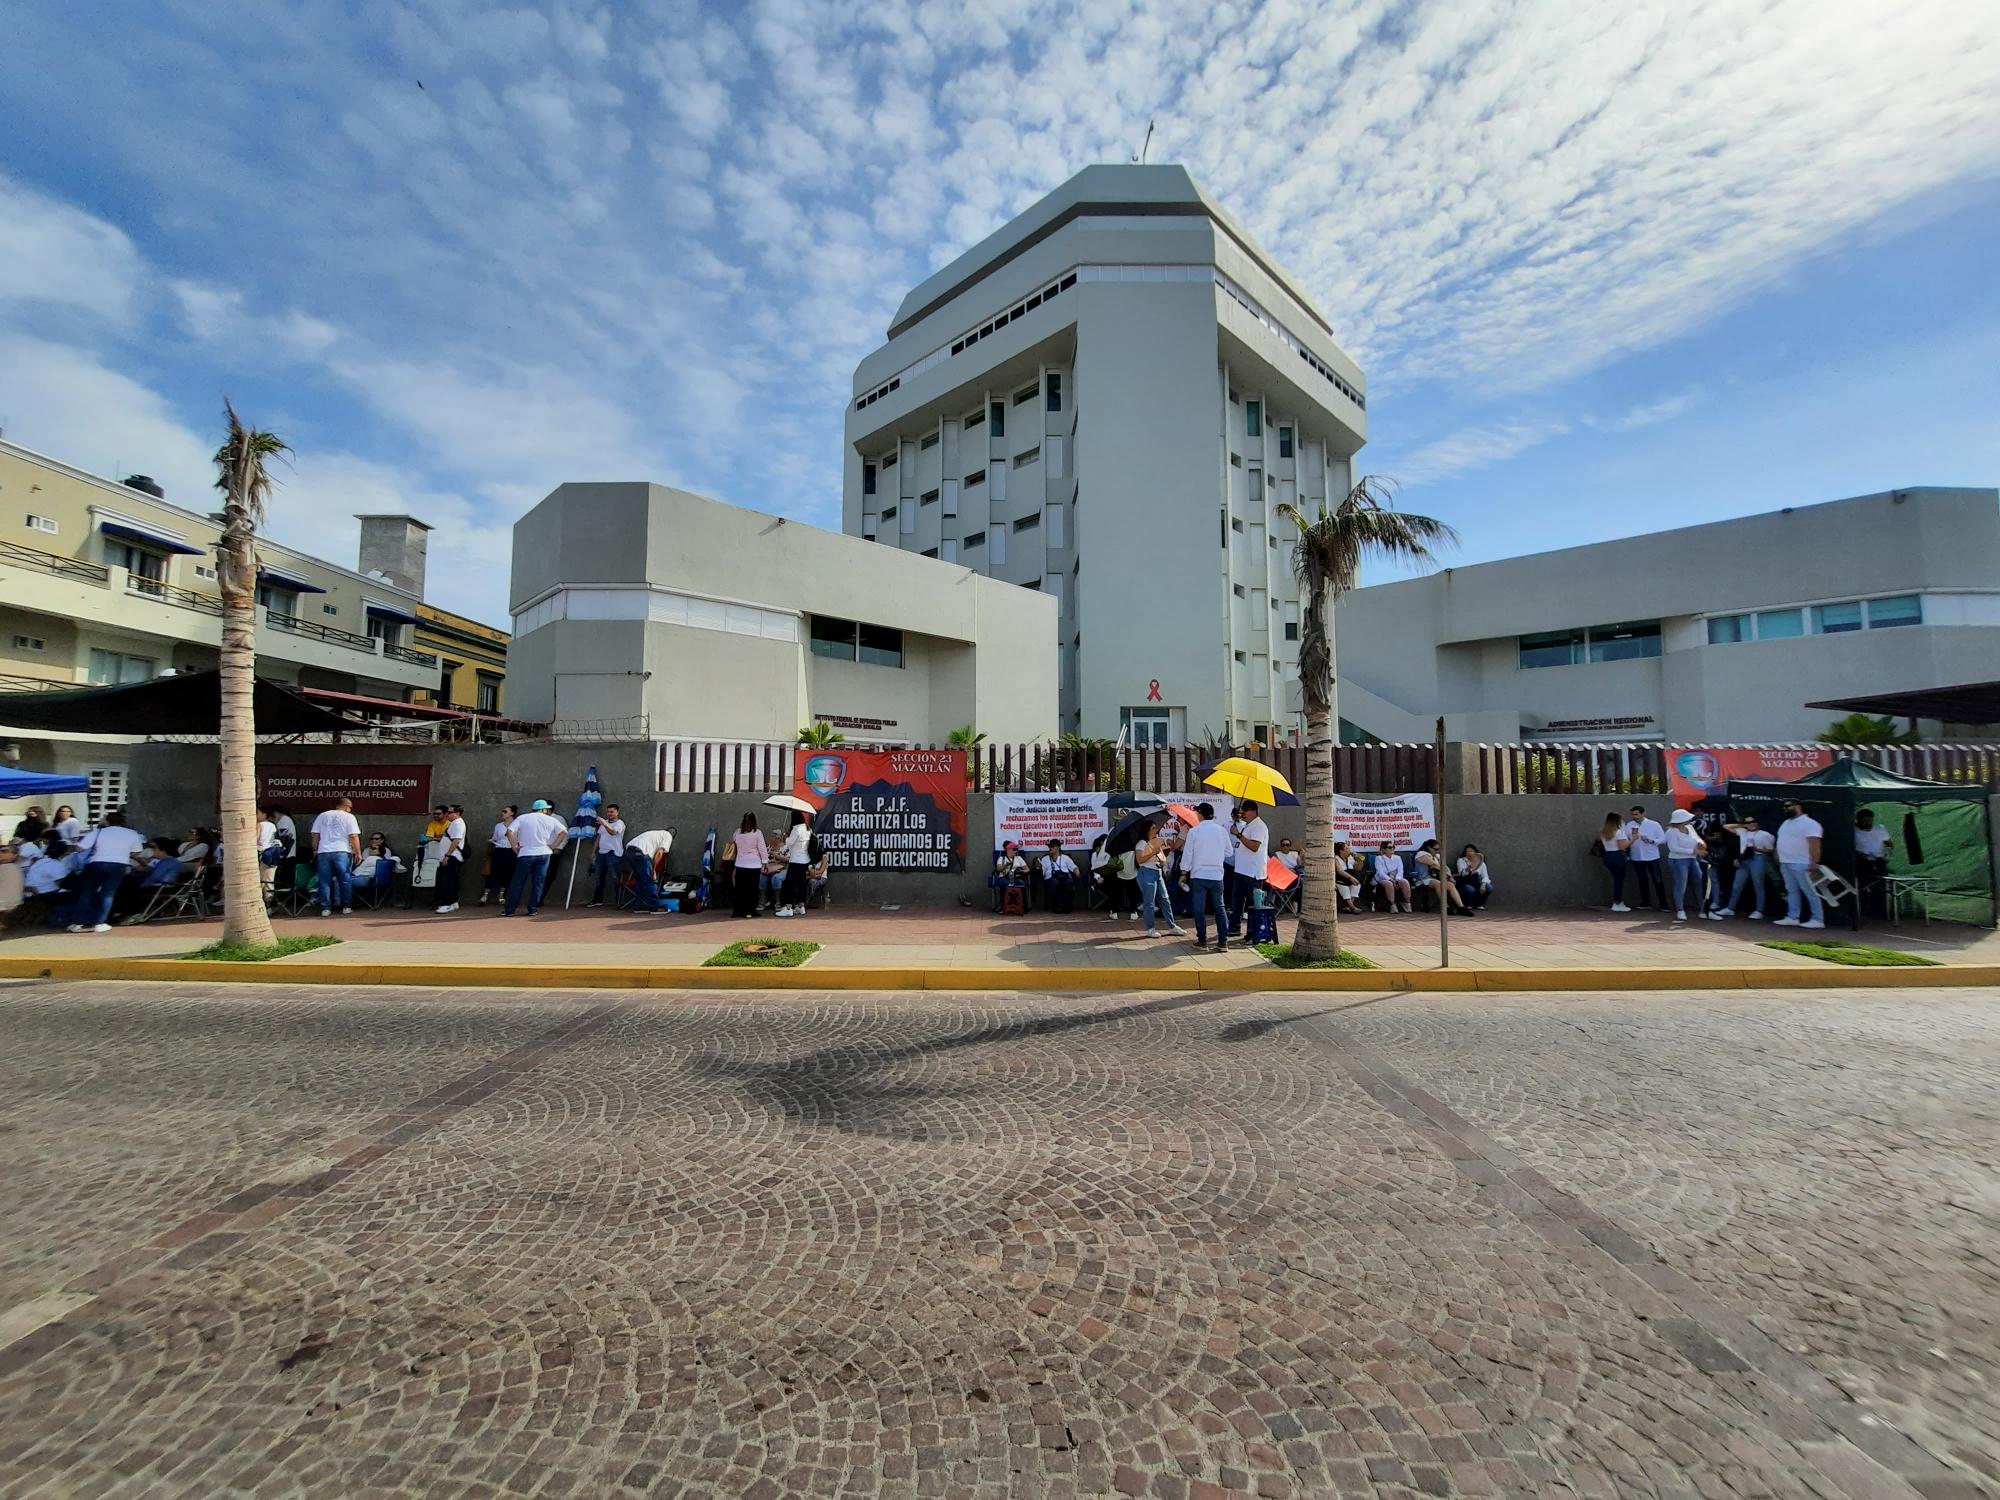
1145;679;1162;702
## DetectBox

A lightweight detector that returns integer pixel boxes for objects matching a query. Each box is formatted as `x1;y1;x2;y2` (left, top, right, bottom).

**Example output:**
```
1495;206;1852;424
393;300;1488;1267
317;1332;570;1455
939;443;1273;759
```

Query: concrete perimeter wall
124;742;1733;912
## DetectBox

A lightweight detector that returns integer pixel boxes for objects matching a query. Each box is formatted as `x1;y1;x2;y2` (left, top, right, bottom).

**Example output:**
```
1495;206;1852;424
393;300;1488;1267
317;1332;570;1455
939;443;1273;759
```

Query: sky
2;0;1998;628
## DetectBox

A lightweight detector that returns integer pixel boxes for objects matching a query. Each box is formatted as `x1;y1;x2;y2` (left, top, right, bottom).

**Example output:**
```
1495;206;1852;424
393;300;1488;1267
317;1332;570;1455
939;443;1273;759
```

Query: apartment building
0;438;441;810
1332;487;2000;743
413;604;509;716
842;164;1367;745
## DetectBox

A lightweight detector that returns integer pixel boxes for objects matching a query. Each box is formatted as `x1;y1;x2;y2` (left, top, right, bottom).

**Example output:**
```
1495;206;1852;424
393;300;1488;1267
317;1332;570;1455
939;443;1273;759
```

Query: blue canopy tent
0;766;90;799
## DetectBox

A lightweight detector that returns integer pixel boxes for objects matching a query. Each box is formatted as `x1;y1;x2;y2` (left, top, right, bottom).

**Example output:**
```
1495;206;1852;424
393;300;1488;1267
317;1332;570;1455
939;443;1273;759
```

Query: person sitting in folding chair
1268;837;1304;916
126;839;205;924
352;832;404;909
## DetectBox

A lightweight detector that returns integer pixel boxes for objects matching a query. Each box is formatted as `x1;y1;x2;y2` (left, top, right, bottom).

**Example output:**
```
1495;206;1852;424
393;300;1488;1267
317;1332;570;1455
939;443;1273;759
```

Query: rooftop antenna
1132;120;1154;164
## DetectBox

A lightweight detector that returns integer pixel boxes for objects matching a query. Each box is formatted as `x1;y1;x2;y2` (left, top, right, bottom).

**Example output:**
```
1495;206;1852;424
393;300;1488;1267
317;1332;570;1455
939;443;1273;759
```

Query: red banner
794;749;967;873
1666;747;1832;809
255;764;434;816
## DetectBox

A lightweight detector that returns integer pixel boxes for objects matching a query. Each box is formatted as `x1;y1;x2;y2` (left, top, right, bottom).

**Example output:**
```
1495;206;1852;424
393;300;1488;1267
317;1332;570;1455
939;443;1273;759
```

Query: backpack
807;832;826;864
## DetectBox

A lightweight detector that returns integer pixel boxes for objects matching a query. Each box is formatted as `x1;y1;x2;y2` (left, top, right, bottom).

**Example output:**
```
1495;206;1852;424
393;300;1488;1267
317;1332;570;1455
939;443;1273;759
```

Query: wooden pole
1434;716;1450;970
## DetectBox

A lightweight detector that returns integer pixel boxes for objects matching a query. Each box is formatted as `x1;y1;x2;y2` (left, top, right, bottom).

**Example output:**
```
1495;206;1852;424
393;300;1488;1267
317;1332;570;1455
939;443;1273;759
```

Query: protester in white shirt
587;803;629;908
254;809;280;901
51;805;84;845
1852;809;1894;920
1178;803;1233;950
66;812;148;932
1040;841;1080;915
481;804;519;906
1372;842;1412;913
308;798;363;917
1773;799;1826;928
1131;824;1184;936
621;828;674;912
1332;841;1363;913
1663;810;1719;922
776;811;814;917
24;839;76;897
503;800;568;916
1453;845;1493;912
1715;815;1776;919
1623;805;1668;910
433;805;468;914
1227;806;1271;934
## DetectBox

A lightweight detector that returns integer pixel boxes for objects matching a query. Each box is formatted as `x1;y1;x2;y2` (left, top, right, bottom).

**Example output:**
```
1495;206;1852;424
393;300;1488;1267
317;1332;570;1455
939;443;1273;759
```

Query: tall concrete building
842;164;1367;746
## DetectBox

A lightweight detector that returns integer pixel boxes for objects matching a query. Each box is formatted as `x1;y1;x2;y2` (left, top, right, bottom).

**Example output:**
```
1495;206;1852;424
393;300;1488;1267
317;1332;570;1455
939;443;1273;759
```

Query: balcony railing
0;672;71;693
0;538;110;585
124;574;223;616
267;611;376;651
382;642;441;668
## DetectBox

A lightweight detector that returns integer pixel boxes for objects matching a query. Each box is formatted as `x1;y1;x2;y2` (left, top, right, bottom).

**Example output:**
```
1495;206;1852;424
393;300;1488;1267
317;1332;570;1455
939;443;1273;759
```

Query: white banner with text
1332;792;1437;851
991;791;1237;851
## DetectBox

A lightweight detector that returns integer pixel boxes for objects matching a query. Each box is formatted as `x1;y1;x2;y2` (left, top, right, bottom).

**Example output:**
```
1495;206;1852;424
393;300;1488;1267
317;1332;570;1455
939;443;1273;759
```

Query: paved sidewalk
5;901;1997;973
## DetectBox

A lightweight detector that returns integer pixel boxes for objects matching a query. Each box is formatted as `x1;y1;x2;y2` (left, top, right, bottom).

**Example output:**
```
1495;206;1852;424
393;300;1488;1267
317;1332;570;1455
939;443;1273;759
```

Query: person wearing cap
433;805;467;914
1039;839;1079;914
1663;809;1718;923
990;841;1029;912
503;799;569;916
1773;798;1826;929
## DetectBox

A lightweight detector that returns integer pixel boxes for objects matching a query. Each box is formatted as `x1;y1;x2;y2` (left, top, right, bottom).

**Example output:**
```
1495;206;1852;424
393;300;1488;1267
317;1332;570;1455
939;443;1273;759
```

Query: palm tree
947;724;986;787
1277;477;1456;960
797;721;846;748
1817;712;1917;747
214;403;288;948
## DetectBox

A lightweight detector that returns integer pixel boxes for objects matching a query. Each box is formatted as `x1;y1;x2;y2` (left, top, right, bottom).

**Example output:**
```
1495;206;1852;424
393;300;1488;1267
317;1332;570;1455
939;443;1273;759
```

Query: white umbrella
764;794;817;814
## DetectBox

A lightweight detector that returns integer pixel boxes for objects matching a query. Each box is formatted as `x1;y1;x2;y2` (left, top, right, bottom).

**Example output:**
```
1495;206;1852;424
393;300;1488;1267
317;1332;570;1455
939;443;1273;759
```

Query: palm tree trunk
218;495;276;947
1292;579;1340;959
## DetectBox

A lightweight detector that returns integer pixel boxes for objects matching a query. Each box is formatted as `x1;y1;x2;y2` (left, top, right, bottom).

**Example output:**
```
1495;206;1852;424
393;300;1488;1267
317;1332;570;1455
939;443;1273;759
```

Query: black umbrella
1103;791;1165;811
1105;811;1160;855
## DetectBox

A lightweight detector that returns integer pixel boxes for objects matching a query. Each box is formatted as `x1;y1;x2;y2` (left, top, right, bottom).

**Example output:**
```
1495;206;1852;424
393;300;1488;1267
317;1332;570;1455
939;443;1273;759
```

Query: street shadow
1216;992;1398;1042
687;991;1222;1139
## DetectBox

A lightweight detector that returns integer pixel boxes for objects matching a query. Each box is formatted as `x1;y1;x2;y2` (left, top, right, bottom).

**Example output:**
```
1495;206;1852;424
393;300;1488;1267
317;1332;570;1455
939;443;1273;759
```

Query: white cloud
0;173;144;326
1386;417;1572;486
0;334;215;500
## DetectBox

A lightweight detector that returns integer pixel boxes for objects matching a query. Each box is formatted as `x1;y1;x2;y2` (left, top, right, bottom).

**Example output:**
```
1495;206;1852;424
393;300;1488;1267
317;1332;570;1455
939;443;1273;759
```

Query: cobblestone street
0;981;1993;1499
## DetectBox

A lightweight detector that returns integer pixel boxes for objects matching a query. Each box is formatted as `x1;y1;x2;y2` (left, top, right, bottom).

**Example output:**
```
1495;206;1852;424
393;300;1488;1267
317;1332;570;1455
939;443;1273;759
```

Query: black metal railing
123;574;223;615
382;643;440;668
0;538;110;584
266;611;376;651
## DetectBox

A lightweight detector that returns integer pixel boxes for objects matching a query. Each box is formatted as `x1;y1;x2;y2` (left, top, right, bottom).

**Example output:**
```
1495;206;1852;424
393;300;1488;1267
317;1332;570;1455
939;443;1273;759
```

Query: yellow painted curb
2;955;1996;993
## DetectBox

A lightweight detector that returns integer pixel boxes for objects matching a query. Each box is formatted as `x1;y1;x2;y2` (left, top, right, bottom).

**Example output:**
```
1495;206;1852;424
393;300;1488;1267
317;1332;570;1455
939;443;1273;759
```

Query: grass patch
1255;943;1379;970
1759;939;1938;968
704;938;819;969
180;934;342;963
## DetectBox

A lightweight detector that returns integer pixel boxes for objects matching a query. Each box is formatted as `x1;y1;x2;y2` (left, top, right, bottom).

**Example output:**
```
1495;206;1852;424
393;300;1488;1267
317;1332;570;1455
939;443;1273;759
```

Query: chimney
355;513;433;597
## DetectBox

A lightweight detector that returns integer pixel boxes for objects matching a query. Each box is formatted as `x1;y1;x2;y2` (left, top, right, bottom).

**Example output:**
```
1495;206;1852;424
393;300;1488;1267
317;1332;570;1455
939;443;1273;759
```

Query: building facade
412;604;509;716
0;438;441;814
1332;486;2000;744
841;164;1367;746
508;481;1056;745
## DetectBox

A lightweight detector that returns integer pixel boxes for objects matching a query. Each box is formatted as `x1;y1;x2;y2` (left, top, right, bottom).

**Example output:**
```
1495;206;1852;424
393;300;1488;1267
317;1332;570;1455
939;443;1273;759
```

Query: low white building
1333;485;2000;743
508;482;1057;745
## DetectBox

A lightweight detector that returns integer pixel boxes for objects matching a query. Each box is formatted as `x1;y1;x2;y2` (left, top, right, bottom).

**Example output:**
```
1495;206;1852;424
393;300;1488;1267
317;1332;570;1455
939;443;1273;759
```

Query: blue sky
3;0;1997;625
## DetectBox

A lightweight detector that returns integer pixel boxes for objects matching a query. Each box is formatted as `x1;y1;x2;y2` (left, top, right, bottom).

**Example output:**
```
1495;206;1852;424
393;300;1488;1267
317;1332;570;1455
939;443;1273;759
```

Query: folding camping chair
1267;867;1302;917
272;862;319;917
126;870;210;925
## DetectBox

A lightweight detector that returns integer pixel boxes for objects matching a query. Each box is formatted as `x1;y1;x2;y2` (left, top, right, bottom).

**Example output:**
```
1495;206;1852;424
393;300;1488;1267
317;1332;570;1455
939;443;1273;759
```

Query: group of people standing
1596;799;1844;927
725;809;821;918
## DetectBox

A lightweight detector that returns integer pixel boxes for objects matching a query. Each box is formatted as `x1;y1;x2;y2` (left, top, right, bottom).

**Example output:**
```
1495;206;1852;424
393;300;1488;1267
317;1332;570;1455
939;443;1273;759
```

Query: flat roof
1806;681;2000;723
886;163;1336;342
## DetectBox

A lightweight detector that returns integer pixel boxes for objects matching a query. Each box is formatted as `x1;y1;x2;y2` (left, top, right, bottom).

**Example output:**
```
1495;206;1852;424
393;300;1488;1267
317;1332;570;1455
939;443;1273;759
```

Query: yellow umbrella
1201;756;1294;806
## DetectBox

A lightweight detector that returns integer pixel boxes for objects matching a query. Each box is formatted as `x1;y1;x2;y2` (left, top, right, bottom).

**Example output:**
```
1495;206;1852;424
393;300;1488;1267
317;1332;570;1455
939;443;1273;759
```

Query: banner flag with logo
1666;747;1832;809
795;749;967;873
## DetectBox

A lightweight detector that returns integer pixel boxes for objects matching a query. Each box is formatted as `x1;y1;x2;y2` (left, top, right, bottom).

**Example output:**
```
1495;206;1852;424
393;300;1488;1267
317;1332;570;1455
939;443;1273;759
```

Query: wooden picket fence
1472;741;2000;795
658;737;2000;797
656;739;1437;794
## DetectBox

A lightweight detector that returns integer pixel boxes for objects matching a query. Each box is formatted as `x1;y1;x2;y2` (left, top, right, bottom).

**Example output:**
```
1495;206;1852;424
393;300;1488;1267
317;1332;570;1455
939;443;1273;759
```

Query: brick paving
8;903;1998;972
0;981;1994;1498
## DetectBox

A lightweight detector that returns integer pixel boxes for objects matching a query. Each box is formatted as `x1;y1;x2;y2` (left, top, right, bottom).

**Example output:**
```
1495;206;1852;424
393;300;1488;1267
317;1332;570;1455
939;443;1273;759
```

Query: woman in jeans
1664;809;1720;922
1134;819;1186;938
1596;811;1631;912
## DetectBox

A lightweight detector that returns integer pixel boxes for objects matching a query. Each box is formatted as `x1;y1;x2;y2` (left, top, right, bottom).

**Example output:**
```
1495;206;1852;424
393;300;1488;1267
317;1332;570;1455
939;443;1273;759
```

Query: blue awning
257;566;327;595
365;600;419;625
99;519;205;556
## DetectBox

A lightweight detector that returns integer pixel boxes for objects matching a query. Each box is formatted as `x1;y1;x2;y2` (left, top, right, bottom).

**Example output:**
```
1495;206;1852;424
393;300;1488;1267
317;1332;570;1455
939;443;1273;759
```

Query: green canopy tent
1728;759;1996;927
